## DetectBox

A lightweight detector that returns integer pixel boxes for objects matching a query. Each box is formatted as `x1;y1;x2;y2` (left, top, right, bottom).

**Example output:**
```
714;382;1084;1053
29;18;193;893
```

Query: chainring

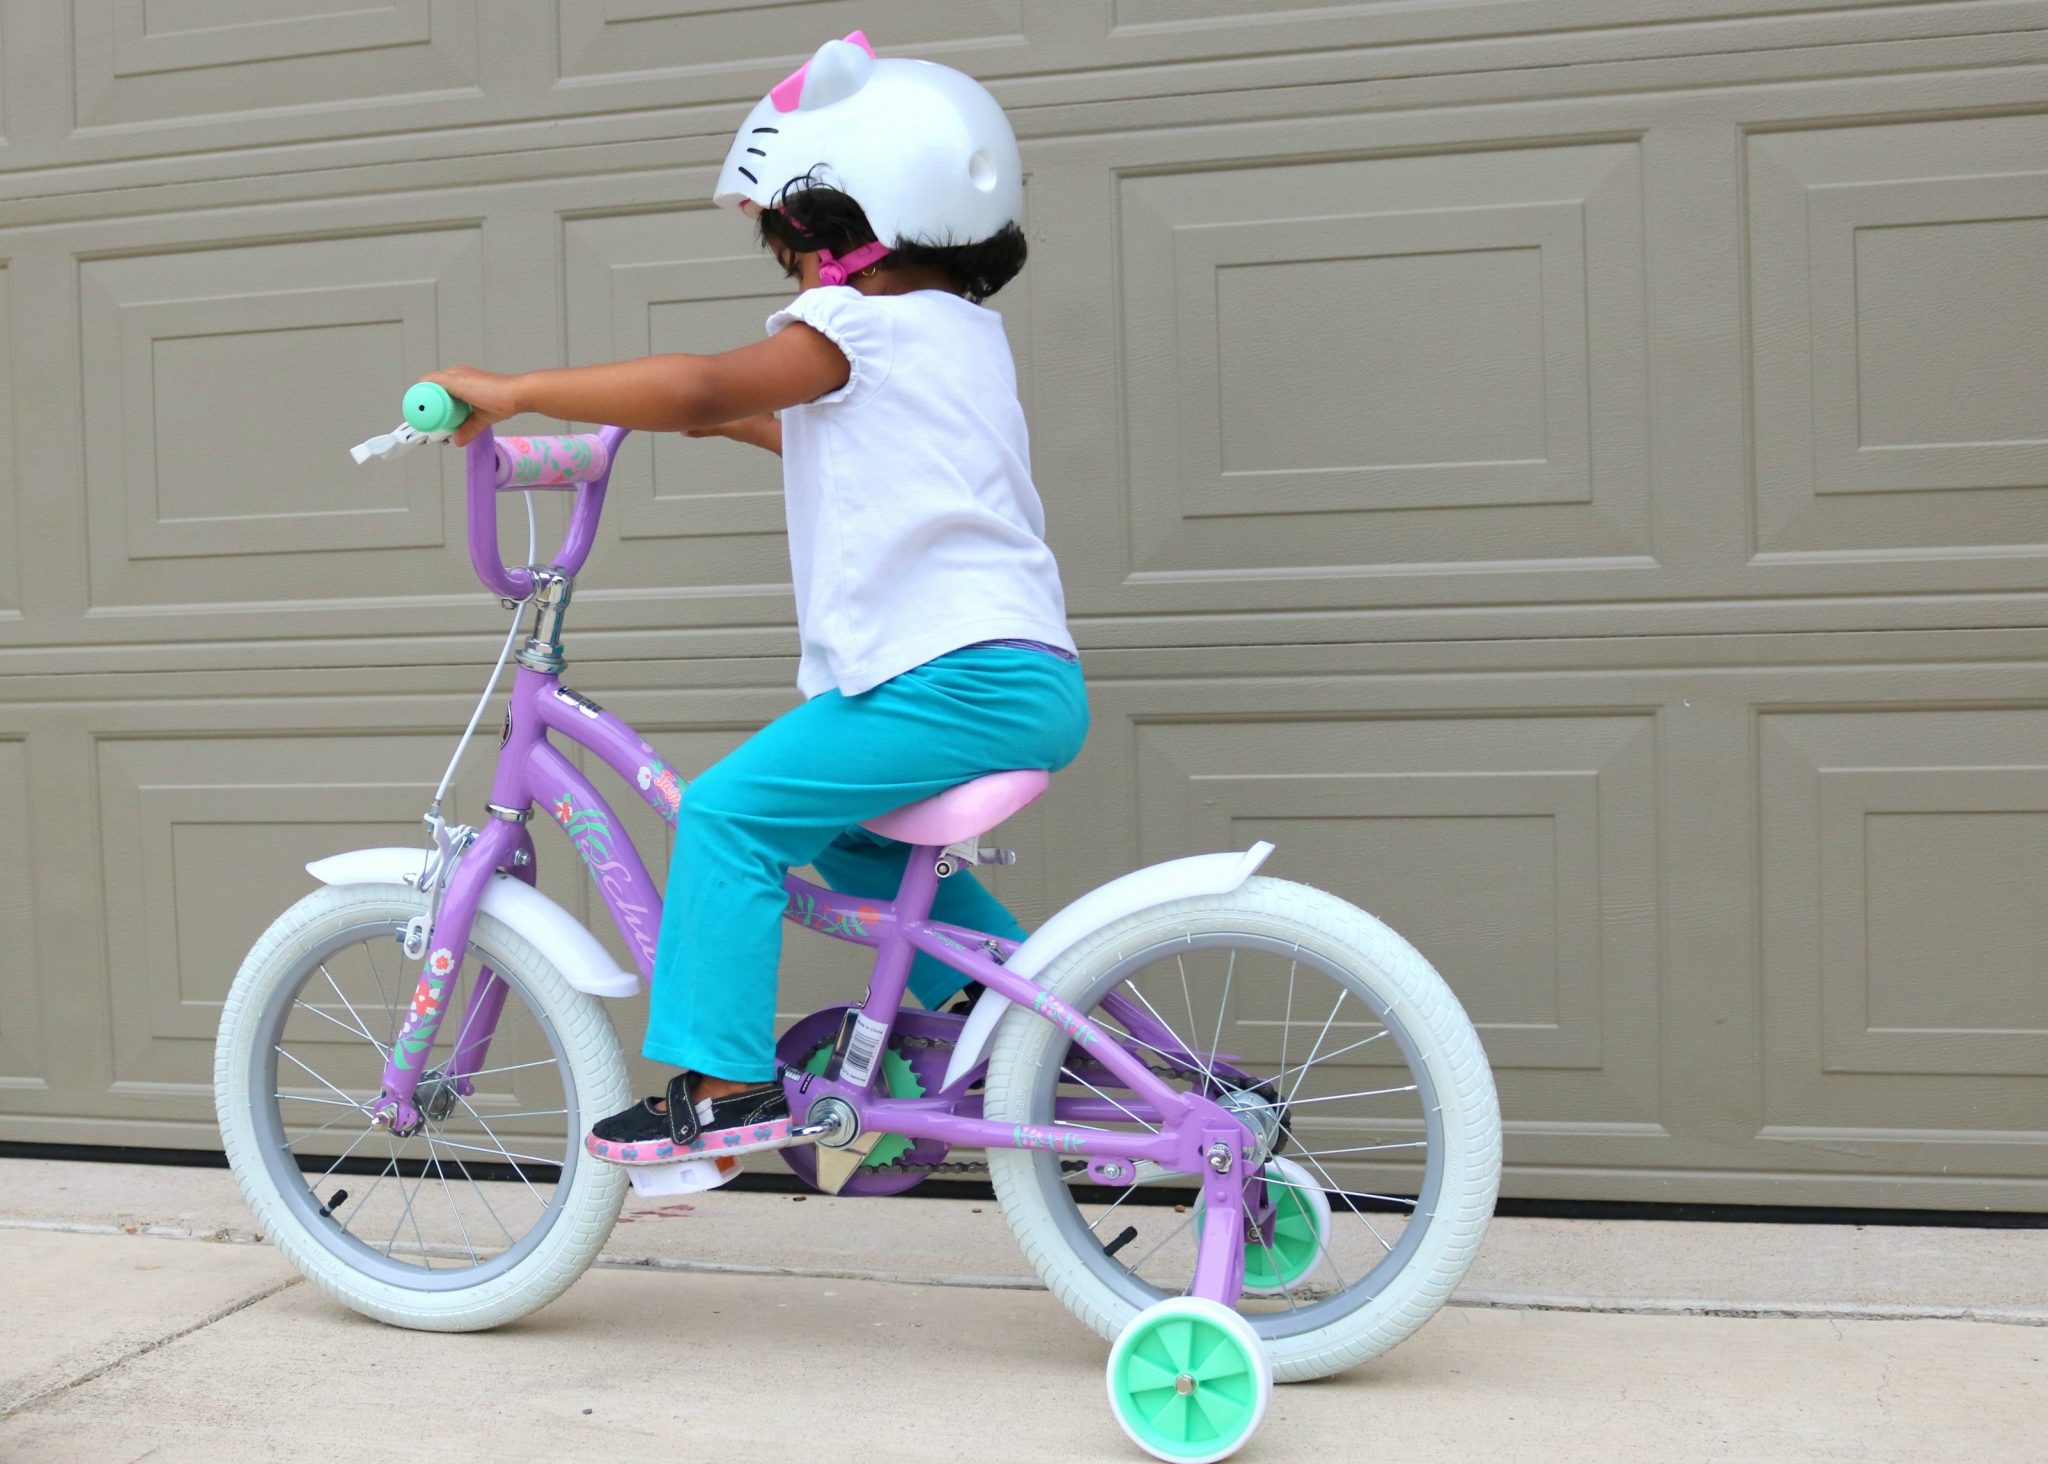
800;1041;923;1170
774;1005;958;1197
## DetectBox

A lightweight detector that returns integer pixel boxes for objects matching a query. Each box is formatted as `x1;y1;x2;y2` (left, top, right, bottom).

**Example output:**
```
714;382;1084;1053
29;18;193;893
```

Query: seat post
845;847;944;1060
891;845;944;925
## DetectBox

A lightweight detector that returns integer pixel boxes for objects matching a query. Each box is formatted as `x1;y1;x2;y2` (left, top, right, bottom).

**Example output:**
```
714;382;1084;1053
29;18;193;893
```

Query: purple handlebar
465;424;630;600
493;433;610;489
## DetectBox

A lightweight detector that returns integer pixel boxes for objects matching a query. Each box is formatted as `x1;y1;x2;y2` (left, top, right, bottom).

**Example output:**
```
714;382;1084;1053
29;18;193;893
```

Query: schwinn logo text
553;793;658;969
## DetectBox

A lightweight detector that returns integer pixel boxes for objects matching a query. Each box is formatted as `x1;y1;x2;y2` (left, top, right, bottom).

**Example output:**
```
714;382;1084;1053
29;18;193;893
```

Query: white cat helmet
713;31;1023;261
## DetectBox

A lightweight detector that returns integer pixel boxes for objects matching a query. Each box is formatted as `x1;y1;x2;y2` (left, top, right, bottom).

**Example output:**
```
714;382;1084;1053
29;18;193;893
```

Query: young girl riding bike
419;31;1086;1168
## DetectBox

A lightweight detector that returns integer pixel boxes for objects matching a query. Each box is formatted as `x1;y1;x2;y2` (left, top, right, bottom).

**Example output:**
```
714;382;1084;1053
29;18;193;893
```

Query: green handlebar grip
403;381;470;435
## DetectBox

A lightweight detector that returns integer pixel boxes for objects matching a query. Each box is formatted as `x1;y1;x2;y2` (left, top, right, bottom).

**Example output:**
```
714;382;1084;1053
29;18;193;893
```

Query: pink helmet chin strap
817;240;893;287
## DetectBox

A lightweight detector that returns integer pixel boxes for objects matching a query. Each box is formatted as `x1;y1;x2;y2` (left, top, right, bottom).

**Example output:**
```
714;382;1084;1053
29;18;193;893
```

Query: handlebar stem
515;571;573;674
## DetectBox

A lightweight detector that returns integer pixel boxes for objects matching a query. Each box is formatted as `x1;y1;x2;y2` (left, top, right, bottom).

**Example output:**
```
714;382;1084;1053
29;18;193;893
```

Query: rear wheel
214;883;630;1331
985;876;1500;1382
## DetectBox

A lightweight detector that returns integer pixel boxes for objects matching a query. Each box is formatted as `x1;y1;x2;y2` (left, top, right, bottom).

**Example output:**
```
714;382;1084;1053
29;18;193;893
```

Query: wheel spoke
381;1134;432;1262
423;1130;481;1266
1262;1028;1389;1088
1059;1066;1158;1134
293;996;390;1056
317;963;390;1058
1292;1148;1398;1254
1206;948;1236;1095
1249;1084;1417;1112
1258;1170;1415;1210
279;1107;357;1152
1282;990;1348;1113
420;1134;560;1169
454;1058;557;1081
361;935;398;1054
449;1089;558;1206
1174;954;1220;1095
1125;1209;1197;1278
1291;1141;1427;1159
1120;981;1207;1081
274;1046;369;1112
1086;1182;1141;1235
438;1144;519;1246
1276;954;1297;1106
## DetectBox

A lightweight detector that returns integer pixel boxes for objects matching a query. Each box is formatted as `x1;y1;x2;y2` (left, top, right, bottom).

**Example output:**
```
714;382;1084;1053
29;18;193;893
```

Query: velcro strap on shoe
664;1072;703;1146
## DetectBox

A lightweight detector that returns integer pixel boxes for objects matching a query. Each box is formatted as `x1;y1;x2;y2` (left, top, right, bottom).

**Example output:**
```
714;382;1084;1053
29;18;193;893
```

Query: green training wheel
1191;1155;1332;1296
402;381;470;435
1106;1297;1271;1463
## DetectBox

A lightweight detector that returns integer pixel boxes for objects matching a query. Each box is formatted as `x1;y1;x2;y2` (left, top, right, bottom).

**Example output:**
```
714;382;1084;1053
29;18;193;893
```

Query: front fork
369;817;532;1132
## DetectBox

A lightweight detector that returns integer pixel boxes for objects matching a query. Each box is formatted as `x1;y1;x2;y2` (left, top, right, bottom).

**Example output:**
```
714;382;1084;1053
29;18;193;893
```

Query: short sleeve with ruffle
765;285;896;408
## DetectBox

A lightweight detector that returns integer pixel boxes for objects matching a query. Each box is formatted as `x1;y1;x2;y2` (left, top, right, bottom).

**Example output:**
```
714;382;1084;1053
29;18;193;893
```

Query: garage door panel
91;731;486;1098
1759;708;2048;1156
72;0;480;134
0;737;43;1092
1126;710;1663;1132
556;0;1027;85
1747;113;2048;561
1118;137;1650;581
78;225;482;610
0;259;16;620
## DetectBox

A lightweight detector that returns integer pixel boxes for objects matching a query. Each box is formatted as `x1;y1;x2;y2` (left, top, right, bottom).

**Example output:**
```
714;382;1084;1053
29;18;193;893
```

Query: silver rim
1021;931;1447;1340
247;915;582;1292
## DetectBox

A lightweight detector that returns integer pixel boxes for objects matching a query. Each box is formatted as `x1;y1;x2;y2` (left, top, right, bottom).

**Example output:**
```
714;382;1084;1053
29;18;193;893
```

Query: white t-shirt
766;285;1078;699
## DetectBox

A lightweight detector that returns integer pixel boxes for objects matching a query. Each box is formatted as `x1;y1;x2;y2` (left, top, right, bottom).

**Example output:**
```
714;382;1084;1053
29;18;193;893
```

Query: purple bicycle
215;394;1501;1462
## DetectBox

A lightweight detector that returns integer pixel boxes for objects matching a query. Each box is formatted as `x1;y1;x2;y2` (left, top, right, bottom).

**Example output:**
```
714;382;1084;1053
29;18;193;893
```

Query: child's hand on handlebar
419;367;521;446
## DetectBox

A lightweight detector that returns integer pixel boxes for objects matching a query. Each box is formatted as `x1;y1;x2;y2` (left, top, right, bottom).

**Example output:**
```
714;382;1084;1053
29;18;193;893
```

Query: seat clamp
936;840;1017;875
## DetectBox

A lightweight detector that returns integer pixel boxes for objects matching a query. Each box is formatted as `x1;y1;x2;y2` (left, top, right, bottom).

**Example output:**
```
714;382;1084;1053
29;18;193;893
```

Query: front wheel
985;876;1501;1383
214;883;630;1331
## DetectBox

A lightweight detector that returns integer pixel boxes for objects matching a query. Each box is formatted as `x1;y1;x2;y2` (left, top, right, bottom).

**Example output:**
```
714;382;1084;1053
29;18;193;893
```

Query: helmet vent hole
968;150;997;192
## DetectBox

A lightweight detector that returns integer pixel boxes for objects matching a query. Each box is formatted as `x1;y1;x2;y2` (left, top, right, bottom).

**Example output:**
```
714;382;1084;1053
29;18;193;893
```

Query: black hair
755;171;1026;304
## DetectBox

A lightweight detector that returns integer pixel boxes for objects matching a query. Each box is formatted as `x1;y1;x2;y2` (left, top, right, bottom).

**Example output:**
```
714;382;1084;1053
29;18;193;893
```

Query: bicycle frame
367;425;1256;1304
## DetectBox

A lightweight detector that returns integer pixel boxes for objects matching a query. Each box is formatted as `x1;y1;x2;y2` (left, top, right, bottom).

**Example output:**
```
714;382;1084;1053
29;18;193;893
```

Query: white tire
986;876;1501;1383
215;883;630;1331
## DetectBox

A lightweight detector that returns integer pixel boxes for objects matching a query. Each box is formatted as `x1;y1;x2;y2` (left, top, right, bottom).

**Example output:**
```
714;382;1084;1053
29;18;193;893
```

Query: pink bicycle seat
861;769;1049;847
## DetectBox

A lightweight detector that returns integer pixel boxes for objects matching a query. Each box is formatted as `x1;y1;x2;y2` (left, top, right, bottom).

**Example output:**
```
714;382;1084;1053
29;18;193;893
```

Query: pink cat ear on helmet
769;30;876;112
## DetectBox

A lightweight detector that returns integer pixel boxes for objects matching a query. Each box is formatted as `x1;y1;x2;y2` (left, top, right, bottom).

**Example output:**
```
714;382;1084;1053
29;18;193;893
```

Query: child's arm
686;415;782;456
422;326;845;446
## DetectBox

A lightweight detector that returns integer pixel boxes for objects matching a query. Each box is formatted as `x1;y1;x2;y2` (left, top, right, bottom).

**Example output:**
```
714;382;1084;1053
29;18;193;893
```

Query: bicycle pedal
625;1155;742;1197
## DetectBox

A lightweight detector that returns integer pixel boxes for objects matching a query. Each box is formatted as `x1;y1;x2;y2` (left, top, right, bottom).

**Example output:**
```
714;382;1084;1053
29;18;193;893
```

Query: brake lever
350;421;453;465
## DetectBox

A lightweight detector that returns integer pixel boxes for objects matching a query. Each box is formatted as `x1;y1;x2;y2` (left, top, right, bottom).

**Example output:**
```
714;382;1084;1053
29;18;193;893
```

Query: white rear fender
306;847;641;999
940;841;1274;1090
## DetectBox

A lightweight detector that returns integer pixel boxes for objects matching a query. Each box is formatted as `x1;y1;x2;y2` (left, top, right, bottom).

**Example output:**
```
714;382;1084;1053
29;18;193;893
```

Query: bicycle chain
857;1032;1231;1179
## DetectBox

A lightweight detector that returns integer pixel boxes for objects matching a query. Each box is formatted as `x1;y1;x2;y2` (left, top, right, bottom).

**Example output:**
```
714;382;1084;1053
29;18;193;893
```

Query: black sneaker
585;1072;794;1166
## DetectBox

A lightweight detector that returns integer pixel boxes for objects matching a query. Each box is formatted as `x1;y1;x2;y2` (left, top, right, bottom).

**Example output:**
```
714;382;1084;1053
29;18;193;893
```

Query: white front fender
940;841;1274;1090
306;847;641;999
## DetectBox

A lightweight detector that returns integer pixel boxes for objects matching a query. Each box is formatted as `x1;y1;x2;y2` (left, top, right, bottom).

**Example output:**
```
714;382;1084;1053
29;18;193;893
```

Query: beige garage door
1;3;2044;1211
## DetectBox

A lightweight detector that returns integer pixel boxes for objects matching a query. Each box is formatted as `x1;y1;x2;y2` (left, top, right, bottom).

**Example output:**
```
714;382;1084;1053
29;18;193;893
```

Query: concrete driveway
1;1159;2042;1463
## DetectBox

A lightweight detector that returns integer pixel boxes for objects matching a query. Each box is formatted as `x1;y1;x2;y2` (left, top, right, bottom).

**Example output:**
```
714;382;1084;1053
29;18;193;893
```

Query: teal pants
645;645;1090;1082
